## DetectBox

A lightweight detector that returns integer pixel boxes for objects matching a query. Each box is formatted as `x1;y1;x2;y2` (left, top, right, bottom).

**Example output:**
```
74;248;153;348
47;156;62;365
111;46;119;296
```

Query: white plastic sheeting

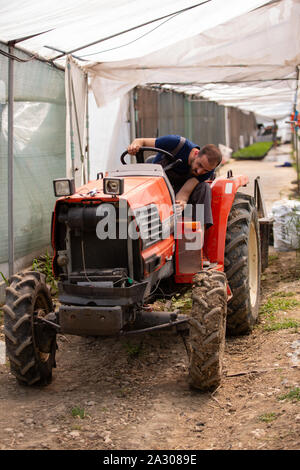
0;0;299;174
1;0;297;118
65;56;88;187
0;1;270;63
87;0;300;118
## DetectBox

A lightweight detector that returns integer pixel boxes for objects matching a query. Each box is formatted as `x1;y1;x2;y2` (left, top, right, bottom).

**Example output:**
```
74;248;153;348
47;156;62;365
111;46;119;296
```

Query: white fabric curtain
88;92;131;179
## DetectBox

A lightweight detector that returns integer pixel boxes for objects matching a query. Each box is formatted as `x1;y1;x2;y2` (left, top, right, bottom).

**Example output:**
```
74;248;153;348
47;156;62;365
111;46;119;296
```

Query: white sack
272;199;300;252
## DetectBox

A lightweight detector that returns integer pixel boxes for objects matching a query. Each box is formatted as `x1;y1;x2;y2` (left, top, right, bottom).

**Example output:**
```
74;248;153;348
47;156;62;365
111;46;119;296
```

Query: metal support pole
129;89;136;163
67;60;75;179
295;65;300;194
224;106;230;149
8;44;14;278
295;128;299;194
85;74;90;181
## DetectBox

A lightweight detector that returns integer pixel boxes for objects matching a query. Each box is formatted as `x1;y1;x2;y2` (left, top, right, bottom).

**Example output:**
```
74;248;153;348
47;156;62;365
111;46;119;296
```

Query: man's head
188;144;222;177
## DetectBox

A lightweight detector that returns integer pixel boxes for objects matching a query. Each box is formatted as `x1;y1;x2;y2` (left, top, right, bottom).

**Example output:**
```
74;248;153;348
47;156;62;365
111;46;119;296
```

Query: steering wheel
120;146;176;165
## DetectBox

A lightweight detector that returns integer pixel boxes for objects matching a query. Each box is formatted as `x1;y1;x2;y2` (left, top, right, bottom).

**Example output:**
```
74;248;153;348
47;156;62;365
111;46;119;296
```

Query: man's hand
127;139;143;155
175;178;199;209
127;138;156;155
175;199;186;215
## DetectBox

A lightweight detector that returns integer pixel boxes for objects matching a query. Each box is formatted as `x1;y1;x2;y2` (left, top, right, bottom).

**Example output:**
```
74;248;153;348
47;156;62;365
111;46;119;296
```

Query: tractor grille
134;204;163;249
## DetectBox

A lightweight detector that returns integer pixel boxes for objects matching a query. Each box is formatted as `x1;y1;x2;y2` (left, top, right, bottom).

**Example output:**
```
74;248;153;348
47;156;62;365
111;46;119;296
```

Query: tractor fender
204;175;249;267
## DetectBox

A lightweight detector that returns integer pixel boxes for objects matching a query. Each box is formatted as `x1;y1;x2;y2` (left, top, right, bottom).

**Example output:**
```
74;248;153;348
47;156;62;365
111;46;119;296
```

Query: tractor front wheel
3;271;56;386
188;270;227;391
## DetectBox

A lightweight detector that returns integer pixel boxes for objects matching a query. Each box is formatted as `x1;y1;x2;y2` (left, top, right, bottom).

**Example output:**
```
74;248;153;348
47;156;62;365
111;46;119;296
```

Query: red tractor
3;147;269;390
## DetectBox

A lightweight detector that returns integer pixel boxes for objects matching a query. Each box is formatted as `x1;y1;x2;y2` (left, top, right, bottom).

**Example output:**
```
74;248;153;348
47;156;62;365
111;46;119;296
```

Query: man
272;119;278;148
127;135;222;228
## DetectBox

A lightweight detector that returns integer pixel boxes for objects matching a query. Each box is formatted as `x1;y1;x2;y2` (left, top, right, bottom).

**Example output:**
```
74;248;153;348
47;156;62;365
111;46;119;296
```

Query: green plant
71;406;87;419
232;141;273;159
32;251;57;293
259;412;277;423
0;272;9;286
278;388;300;401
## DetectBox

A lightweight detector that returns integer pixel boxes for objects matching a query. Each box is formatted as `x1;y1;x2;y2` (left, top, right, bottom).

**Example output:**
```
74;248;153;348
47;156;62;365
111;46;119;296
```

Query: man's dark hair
199;144;222;167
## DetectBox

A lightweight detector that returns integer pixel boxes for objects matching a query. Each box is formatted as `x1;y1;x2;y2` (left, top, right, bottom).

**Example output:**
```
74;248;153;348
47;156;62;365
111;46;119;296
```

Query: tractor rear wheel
225;193;261;335
188;270;227;391
3;271;56;386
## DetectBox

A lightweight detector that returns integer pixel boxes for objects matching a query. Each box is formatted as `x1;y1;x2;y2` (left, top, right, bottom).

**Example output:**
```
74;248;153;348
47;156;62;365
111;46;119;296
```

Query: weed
123;341;143;358
259;412;277;423
171;291;192;312
32;251;57;294
71;406;87;419
278;387;300;402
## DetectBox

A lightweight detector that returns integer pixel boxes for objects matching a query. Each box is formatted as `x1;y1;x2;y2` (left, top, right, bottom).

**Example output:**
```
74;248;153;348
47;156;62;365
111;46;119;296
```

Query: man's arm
175;177;199;211
128;138;156;155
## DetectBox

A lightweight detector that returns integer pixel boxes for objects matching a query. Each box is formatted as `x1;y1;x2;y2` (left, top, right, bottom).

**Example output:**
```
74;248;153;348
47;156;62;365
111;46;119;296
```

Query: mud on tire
3;271;56;386
188;270;227;391
225;193;261;336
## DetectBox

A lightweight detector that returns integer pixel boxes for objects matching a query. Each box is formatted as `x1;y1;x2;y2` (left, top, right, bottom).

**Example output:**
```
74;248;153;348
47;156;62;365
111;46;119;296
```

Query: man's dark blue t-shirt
153;135;214;183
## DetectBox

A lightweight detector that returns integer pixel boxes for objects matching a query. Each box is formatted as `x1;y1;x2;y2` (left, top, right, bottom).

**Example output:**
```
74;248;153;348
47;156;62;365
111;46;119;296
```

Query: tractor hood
55;164;175;220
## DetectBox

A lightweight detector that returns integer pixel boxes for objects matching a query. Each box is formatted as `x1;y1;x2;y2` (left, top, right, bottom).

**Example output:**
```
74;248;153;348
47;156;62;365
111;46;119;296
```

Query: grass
278;388;300;402
263;319;299;331
259;295;300;331
232;141;273;160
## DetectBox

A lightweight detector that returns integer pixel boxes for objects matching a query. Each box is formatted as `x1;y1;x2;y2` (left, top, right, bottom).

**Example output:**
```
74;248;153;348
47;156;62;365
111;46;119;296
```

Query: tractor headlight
53;179;75;197
103;177;124;195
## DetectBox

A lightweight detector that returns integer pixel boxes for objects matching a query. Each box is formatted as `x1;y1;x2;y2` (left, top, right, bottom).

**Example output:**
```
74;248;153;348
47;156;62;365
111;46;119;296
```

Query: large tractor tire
224;193;261;335
3;271;56;386
188;270;227;391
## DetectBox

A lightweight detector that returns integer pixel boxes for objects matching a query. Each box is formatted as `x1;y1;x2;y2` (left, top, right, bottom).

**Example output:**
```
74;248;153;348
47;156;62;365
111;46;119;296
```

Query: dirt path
0;145;299;451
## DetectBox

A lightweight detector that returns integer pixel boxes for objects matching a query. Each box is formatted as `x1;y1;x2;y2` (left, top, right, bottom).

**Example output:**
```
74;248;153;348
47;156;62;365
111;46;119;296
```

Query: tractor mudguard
204;175;249;268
